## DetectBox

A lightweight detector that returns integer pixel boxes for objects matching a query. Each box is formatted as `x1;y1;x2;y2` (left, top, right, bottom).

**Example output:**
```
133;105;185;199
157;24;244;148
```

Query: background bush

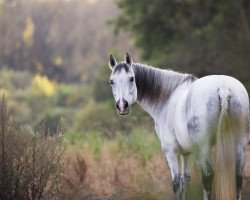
0;98;65;200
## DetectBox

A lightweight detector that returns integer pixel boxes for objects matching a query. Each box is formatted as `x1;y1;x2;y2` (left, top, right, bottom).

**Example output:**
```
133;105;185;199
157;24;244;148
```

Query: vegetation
0;0;249;199
114;0;250;90
0;98;65;200
0;0;134;83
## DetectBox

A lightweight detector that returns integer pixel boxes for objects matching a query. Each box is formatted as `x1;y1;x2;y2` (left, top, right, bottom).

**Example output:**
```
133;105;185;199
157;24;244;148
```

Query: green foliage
74;99;153;138
65;131;105;155
114;0;250;91
0;68;88;130
117;128;160;164
65;130;85;147
74;100;119;138
38;109;64;135
55;84;88;107
65;127;160;162
0;69;32;91
0;67;152;139
92;65;113;102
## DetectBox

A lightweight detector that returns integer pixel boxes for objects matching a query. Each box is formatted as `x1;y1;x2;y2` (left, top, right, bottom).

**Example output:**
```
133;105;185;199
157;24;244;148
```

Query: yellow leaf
54;56;63;66
32;74;56;97
23;17;35;47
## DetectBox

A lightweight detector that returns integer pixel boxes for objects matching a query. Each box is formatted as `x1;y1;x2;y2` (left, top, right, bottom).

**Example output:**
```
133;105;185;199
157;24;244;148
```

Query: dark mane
133;63;197;104
133;64;164;103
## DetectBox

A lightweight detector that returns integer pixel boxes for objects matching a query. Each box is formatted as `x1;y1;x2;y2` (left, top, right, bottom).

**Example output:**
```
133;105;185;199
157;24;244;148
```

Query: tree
114;0;250;90
0;0;135;83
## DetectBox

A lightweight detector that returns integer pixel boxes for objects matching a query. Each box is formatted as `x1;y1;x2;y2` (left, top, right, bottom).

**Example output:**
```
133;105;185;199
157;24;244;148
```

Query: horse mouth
118;110;129;115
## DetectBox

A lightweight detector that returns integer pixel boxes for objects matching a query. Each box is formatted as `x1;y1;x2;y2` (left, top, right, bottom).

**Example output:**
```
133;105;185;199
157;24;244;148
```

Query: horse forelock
113;62;130;74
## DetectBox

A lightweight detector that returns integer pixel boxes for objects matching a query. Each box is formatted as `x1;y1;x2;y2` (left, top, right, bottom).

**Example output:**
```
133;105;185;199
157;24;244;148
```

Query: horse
108;52;249;200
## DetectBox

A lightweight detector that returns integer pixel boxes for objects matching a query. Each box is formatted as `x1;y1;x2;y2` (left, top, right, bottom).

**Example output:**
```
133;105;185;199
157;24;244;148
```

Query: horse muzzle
116;99;129;115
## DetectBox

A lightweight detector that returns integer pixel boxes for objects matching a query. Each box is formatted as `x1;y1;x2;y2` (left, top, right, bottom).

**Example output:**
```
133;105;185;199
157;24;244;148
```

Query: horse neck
133;63;195;118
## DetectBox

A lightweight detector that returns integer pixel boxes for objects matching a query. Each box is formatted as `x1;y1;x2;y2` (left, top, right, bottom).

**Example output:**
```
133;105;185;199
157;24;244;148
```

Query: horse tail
215;88;236;200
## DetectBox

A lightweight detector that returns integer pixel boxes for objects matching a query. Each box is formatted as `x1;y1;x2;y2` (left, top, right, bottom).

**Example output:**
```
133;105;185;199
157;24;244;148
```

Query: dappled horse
108;53;249;200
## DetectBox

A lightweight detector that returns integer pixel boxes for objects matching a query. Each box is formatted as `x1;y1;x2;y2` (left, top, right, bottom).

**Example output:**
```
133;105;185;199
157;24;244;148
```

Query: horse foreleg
163;147;182;200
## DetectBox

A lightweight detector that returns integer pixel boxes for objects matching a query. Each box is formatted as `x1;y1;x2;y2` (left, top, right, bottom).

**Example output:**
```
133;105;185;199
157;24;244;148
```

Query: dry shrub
63;146;173;200
59;151;100;200
0;97;65;200
62;144;208;200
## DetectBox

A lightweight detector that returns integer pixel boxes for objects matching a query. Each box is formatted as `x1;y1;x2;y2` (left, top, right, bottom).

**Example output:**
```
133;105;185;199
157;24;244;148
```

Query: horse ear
125;52;133;66
109;55;117;70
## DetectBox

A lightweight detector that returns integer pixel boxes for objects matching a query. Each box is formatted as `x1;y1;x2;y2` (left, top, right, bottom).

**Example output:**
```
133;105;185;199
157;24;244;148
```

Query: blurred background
0;0;249;199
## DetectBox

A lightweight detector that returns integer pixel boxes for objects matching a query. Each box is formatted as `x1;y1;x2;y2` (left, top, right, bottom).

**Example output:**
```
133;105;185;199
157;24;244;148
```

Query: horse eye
130;77;134;83
109;79;114;85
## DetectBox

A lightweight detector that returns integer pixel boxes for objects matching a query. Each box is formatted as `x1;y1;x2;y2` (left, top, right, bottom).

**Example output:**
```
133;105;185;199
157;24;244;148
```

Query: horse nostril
124;100;128;109
116;101;120;111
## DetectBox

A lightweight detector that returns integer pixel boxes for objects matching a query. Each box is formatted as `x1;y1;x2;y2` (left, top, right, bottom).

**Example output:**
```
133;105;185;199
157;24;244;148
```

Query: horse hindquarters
194;88;247;200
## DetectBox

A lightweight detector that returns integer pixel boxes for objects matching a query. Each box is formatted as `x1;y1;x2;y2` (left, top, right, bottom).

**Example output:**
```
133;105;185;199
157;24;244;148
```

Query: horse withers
108;52;249;200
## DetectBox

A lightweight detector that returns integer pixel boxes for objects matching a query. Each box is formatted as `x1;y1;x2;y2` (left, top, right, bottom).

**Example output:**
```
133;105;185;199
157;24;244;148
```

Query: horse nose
116;99;128;112
116;100;120;111
124;100;128;110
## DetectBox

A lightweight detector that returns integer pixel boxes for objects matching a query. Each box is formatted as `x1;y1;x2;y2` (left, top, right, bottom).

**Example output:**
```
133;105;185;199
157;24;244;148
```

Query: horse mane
132;63;197;104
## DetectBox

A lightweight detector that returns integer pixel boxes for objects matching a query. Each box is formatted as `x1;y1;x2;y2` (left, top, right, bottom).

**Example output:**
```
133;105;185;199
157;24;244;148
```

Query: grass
65;130;105;154
116;128;161;164
63;128;203;199
63;128;171;199
64;127;161;163
55;124;250;199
